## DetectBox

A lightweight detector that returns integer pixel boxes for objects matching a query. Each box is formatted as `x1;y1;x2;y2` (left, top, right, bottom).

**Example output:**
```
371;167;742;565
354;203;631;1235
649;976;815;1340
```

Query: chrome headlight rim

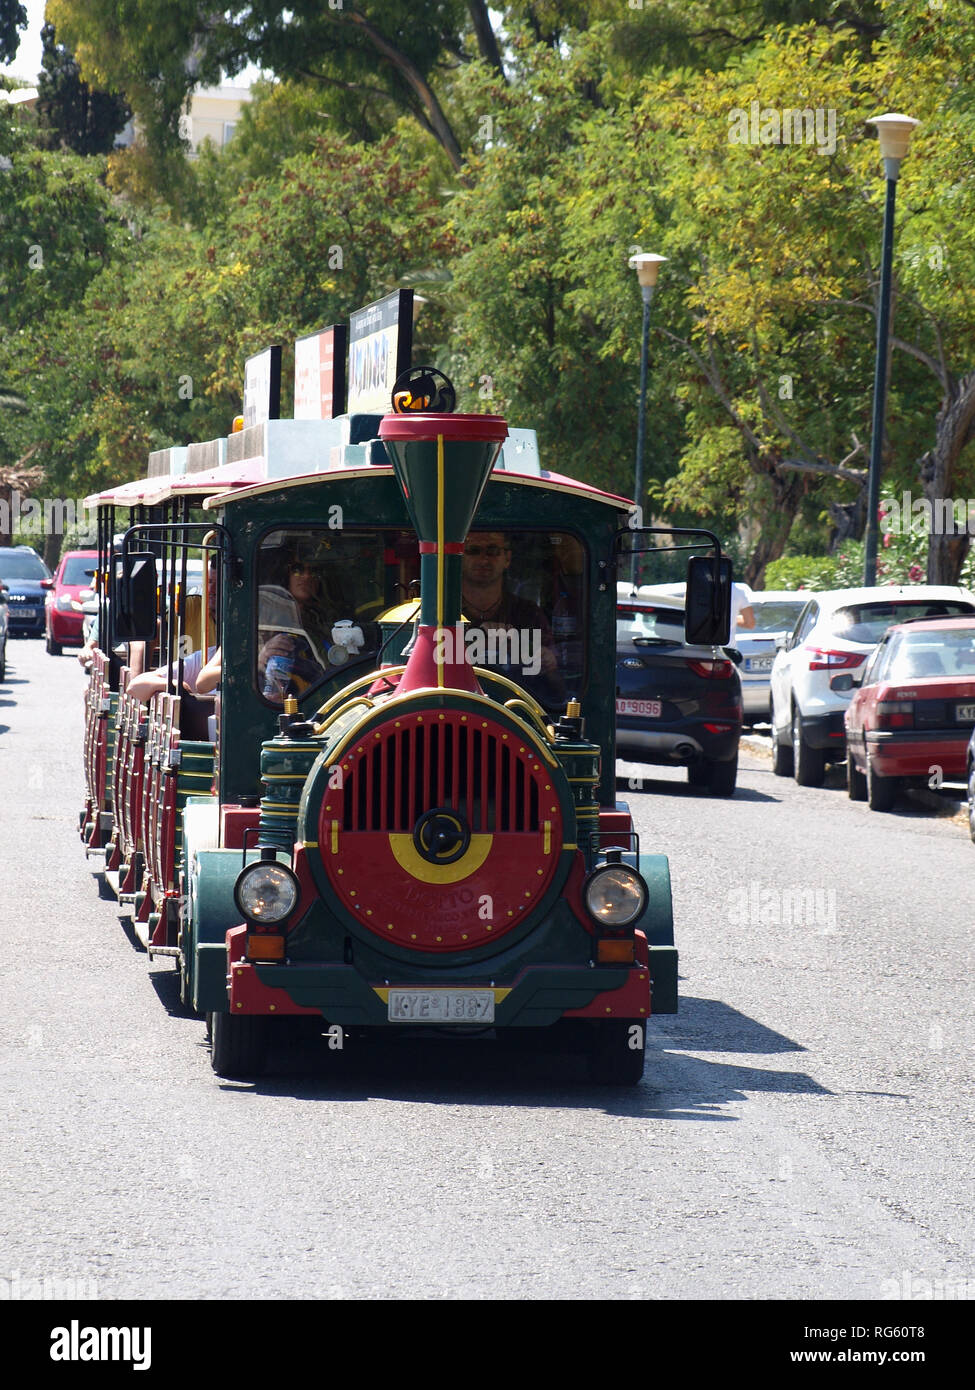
233;858;300;925
583;862;648;928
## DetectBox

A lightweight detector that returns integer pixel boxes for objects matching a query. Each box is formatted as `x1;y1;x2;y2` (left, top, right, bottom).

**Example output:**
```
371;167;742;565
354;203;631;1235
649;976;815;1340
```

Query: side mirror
0;587;7;604
724;646;743;666
774;633;789;652
41;578;54;590
685;555;732;645
116;550;158;641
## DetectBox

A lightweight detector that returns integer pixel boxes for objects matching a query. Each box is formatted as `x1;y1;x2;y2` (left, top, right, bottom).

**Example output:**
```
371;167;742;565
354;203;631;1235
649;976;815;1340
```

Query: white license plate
18;607;37;619
616;698;662;718
744;654;774;673
957;703;975;721
387;989;495;1023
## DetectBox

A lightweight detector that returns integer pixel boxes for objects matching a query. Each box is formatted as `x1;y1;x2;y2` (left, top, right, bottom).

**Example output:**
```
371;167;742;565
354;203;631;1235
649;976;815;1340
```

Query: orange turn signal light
596;939;635;964
246;934;286;961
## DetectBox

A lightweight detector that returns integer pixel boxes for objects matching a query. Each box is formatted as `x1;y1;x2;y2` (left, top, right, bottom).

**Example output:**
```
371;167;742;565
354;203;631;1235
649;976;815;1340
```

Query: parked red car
44;549;99;654
837;617;975;810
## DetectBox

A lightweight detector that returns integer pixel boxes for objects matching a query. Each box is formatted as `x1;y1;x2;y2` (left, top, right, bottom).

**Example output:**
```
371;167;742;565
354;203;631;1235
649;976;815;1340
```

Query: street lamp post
863;113;919;587
627;253;667;588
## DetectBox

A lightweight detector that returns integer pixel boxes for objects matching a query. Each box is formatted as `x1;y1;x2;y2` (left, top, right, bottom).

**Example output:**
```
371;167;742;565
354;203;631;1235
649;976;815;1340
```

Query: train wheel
209;1010;269;1079
587;1020;646;1086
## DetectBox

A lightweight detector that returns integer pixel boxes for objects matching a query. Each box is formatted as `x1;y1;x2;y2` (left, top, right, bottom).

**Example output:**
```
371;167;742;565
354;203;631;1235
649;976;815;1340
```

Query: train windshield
254;527;588;710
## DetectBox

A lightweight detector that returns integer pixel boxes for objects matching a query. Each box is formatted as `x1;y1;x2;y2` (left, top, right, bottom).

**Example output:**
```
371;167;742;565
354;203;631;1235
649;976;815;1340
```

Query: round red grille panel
317;708;565;952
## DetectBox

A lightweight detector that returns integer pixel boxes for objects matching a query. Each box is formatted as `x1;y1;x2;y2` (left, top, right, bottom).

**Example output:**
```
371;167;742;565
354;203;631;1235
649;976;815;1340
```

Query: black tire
587;1020;646;1085
687;762;710;788
706;753;738;797
771;718;794;777
209;1010;269;1079
866;756;897;812
846;754;867;801
968;762;975;843
46;632;62;656
0;648;5;681
792;709;825;787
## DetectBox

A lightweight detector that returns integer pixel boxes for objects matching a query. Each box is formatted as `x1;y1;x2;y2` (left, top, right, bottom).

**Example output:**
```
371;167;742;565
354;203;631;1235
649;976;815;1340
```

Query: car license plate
616;698;662;717
18;607;37;619
744;654;774;673
387;989;495;1023
957;703;975;721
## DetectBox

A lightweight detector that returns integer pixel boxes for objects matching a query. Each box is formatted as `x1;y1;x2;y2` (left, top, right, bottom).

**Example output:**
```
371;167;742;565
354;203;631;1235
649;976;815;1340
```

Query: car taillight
687;659;735;678
807;648;866;672
877;700;914;730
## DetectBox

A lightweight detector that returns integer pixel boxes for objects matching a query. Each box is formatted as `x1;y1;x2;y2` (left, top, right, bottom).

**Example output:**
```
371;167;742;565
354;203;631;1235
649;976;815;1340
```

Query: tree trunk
920;368;975;585
467;0;506;80
743;465;807;589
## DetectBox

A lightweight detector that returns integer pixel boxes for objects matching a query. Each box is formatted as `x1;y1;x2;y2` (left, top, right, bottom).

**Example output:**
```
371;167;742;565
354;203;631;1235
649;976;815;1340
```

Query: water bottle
264;653;294;699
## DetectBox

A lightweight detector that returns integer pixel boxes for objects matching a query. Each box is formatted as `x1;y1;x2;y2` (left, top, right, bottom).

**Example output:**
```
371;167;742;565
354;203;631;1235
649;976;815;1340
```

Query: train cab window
256;528;389;704
462;529;587;710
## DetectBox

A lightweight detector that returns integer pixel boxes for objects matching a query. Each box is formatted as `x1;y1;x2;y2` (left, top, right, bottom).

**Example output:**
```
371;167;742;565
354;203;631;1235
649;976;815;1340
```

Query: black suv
616;587;743;796
0;545;52;637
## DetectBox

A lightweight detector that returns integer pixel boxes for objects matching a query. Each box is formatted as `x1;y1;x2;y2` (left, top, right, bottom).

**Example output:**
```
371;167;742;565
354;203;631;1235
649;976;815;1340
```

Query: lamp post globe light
863;113;920;587
627;253;667;587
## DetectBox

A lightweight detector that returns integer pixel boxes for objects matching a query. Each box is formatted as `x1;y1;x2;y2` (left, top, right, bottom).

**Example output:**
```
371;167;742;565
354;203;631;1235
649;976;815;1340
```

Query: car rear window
828;600;975;644
60;556;97;586
0;550;50;580
751;601;806;634
617;606;684;642
886;627;975;680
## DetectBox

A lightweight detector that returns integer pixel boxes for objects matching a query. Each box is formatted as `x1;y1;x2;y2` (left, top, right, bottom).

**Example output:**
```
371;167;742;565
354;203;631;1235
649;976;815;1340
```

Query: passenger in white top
728;581;756;647
126;644;218;704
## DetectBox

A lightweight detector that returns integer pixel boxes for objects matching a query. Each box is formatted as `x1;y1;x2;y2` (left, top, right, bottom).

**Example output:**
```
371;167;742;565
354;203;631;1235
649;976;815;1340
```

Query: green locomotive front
163;407;686;1083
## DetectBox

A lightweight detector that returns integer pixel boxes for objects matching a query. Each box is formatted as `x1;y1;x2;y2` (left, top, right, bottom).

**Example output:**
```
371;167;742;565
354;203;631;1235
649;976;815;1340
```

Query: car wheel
0;646;5;681
968;763;975;843
687;763;710;788
587;1020;645;1085
771;718;794;777
209;1010;269;1079
792;709;825;787
706;753;738;797
46;632;62;656
846;755;867;801
866;756;897;812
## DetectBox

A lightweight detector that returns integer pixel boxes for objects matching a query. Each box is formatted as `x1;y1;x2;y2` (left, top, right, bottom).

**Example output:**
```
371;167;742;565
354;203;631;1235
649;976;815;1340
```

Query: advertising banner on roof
243;344;282;429
294;324;347;420
347;289;413;414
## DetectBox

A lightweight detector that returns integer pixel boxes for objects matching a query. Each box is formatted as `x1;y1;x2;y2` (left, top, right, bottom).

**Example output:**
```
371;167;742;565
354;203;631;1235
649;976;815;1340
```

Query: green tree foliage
35;23;131;157
46;0;495;172
0;0;26;66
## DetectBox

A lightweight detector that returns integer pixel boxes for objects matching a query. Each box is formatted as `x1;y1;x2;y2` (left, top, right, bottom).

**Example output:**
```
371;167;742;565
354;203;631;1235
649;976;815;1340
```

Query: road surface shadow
615;772;779;804
173;994;827;1116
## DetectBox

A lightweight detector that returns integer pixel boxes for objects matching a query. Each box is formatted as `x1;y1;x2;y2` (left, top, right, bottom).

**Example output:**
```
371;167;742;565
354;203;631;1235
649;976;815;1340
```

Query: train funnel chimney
379;412;508;693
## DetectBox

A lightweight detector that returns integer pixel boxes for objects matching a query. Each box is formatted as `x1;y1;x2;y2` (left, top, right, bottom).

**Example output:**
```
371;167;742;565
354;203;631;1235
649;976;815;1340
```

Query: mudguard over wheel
847;755;867;801
587;1020;646;1085
792;709;825;787
209;1010;269;1079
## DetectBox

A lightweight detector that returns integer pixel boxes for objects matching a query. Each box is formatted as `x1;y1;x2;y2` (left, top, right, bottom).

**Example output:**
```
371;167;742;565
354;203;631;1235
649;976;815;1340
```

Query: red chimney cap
379;413;508;443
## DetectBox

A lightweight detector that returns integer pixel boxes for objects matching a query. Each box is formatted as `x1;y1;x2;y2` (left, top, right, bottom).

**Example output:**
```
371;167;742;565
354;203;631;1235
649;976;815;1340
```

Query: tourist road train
80;372;731;1081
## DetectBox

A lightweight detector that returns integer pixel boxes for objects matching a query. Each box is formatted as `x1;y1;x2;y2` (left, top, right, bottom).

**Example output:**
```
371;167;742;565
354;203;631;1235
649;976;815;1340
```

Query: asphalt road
0;636;972;1303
